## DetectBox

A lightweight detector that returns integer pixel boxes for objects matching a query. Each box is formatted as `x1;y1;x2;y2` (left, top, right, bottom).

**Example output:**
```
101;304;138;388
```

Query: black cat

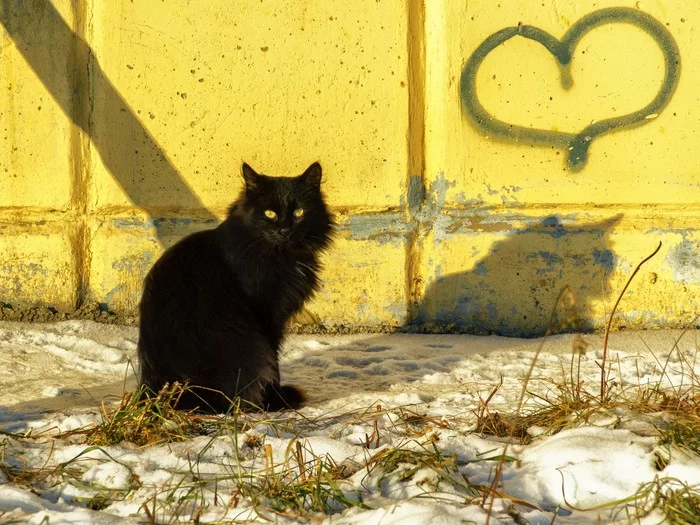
137;162;334;413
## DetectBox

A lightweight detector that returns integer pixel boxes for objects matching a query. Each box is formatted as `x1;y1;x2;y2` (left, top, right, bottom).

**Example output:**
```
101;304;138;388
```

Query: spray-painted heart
460;7;680;170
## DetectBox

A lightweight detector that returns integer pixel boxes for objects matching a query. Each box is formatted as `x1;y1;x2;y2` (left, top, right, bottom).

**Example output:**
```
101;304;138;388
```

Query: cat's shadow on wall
414;214;622;336
284;214;622;404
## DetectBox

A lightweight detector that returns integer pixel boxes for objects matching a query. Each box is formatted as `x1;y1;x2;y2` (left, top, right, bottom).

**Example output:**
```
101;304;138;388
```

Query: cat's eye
293;208;305;218
264;210;277;220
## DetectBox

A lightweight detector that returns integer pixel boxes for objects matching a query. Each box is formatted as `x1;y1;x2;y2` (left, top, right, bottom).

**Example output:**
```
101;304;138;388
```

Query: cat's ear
300;162;322;189
242;162;259;191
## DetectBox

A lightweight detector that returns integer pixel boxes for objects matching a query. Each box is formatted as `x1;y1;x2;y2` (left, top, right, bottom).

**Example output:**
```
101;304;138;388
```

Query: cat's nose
279;227;291;237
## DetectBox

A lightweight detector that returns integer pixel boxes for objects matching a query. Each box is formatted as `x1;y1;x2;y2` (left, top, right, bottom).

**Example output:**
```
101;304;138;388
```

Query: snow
0;320;698;524
504;427;659;510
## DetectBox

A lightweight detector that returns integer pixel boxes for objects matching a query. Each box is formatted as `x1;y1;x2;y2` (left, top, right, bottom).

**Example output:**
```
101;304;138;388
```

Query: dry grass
614;478;700;525
84;383;213;447
2;368;698;523
474;328;699;523
232;440;370;516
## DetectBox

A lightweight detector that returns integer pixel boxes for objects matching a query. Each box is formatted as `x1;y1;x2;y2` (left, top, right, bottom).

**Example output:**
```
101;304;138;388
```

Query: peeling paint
526;251;564;266
473;261;488;276
0;260;66;308
385;302;407;320
102;284;125;309
592;249;615;272
407;174;425;213
645;227;695;237
111;252;154;273
667;239;700;282
411;172;457;230
113;217;198;230
0;262;49;277
343;213;411;246
0;263;49;302
415;213;623;336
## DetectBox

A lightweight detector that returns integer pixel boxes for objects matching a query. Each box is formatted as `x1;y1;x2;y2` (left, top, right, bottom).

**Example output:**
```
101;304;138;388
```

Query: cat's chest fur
238;250;318;317
218;225;320;333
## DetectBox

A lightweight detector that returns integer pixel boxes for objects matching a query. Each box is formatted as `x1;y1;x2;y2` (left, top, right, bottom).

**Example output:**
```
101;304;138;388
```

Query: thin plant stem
601;241;662;402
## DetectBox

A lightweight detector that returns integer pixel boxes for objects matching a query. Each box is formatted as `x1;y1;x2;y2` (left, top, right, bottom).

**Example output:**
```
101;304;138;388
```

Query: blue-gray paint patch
542;216;567;238
526;251;564;265
411;172;457;226
667;239;700;282
431;211;620;240
343;213;411;246
452;191;472;204
411;212;622;336
485;184;499;196
644;227;694;237
112;252;154;273
113;217;215;230
0;262;51;300
592;249;615;272
512;214;622;239
407;174;425;214
0;262;49;276
430;172;456;210
473;261;488;275
420;174;459;243
102;284;125;308
570;254;586;267
385;302;408;321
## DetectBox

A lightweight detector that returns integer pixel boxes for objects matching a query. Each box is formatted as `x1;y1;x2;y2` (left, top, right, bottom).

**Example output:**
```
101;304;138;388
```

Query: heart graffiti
460;7;681;170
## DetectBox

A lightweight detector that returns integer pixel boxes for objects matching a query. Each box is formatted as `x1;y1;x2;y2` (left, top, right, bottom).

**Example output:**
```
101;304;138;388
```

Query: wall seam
68;0;92;309
405;0;426;325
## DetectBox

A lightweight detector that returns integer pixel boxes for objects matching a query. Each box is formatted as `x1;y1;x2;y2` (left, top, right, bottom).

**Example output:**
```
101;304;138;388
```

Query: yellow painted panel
87;1;408;213
604;223;700;329
306;221;408;326
0;223;76;309
0;0;76;209
428;0;700;206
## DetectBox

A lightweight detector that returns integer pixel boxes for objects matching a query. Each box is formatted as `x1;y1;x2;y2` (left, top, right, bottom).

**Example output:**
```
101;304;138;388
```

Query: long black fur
137;162;334;413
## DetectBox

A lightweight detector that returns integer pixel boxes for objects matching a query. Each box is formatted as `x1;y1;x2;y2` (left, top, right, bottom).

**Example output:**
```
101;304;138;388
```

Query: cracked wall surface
0;0;698;334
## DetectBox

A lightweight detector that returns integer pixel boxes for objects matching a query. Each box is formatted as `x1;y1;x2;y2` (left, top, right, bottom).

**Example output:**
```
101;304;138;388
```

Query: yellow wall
1;0;698;334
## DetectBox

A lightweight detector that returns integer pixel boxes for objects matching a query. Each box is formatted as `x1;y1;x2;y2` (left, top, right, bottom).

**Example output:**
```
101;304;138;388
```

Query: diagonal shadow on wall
0;0;217;243
414;214;623;337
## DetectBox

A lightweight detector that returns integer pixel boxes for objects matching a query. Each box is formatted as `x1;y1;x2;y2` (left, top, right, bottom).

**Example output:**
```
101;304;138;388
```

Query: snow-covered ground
0;320;698;524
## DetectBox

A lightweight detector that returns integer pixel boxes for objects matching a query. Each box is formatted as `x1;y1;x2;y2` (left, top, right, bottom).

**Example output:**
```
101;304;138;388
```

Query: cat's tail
262;383;306;411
